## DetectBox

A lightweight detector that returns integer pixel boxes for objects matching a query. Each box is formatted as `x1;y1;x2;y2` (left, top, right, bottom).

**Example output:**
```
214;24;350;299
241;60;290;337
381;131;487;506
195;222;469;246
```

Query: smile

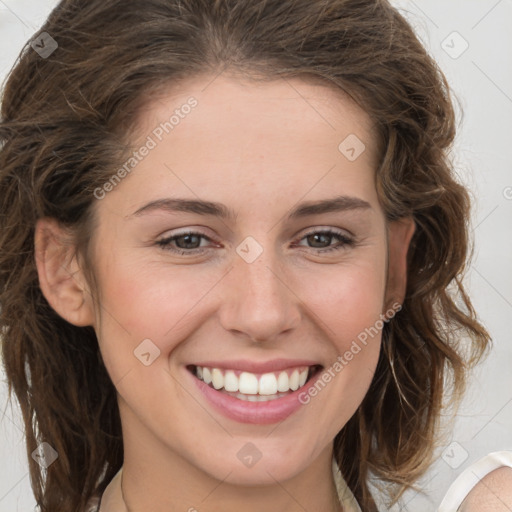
191;365;321;399
186;362;323;423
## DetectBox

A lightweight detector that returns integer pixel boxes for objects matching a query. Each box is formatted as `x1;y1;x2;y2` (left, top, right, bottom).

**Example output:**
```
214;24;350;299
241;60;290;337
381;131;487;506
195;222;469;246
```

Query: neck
119;449;343;512
120;464;343;512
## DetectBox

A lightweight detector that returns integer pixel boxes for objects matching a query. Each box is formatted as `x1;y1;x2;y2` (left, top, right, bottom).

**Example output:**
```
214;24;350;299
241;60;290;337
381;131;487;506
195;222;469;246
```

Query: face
73;74;410;484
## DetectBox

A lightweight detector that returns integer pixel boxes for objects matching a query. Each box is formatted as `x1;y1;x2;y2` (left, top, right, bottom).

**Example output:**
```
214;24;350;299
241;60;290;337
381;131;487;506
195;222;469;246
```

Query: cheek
297;265;385;434
296;256;386;409
301;257;387;344
96;254;212;338
92;249;239;396
90;250;206;384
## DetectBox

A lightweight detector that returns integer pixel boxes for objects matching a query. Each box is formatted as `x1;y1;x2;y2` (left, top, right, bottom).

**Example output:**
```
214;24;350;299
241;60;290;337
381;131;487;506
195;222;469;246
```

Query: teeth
202;367;212;385
289;369;299;391
224;370;239;392
235;392;287;401
239;372;259;394
258;373;277;395
193;365;312;395
211;368;223;390
277;371;289;392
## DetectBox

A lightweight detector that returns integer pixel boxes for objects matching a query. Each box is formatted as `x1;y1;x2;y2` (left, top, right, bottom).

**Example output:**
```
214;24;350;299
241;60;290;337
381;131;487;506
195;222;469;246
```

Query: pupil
308;233;330;248
178;234;199;249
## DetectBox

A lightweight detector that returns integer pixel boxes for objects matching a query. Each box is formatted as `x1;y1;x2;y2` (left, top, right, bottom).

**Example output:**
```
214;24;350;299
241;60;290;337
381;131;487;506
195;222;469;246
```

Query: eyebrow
129;195;372;221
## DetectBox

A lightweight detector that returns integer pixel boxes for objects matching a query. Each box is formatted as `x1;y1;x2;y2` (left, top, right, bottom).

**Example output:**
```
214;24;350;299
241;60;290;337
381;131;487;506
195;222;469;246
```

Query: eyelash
156;229;355;256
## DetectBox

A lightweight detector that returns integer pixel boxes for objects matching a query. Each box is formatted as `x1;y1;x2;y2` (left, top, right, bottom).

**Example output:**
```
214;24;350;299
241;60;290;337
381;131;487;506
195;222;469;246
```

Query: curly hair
0;0;490;511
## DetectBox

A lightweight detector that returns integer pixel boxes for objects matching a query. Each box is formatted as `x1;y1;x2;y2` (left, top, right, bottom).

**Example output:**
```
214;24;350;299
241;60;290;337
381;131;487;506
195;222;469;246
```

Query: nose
217;244;301;343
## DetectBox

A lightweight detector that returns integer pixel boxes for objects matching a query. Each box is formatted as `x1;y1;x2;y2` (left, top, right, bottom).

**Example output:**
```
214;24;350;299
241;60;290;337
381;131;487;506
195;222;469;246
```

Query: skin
35;73;415;512
459;467;512;512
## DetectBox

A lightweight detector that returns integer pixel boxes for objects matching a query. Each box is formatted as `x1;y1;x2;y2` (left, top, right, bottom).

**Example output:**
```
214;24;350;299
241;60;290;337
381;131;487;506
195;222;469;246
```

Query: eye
294;229;355;253
156;228;355;256
156;231;215;255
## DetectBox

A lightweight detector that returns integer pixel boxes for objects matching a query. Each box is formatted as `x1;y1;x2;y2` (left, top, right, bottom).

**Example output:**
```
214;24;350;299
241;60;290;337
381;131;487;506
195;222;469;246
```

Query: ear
34;218;96;327
384;216;416;312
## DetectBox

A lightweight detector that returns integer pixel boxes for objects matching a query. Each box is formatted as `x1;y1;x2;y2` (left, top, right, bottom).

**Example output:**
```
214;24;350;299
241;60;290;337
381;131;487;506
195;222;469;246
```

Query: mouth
186;363;324;402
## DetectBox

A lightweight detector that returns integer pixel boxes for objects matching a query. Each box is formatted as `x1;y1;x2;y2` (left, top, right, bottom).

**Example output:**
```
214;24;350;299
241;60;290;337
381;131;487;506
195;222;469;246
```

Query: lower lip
187;368;322;425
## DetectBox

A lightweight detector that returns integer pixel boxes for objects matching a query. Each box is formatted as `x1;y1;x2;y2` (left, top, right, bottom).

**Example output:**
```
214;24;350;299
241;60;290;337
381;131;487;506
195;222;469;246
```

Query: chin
197;444;313;486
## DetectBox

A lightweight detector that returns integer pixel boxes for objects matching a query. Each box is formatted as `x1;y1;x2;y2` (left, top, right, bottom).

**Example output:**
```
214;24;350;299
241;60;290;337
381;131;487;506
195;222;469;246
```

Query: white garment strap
437;450;512;511
332;457;363;512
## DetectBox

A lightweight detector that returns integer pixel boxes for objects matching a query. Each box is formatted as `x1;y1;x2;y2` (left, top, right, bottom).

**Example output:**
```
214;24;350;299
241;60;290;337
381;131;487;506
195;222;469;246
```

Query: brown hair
0;1;490;511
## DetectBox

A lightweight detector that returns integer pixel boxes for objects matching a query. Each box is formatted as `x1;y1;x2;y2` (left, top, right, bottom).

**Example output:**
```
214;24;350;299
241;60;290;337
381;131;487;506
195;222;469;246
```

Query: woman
0;1;509;510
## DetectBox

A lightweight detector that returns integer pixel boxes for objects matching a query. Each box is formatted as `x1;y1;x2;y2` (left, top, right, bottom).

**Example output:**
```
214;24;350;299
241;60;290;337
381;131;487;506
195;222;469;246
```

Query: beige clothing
85;457;362;511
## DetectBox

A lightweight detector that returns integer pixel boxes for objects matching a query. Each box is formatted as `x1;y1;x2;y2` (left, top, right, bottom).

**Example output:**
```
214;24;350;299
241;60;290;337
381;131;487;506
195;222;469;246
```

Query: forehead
102;73;382;218
132;72;378;164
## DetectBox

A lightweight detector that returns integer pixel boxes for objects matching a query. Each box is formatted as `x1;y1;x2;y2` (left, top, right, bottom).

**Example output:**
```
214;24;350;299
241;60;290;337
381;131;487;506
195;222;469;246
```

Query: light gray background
0;1;511;510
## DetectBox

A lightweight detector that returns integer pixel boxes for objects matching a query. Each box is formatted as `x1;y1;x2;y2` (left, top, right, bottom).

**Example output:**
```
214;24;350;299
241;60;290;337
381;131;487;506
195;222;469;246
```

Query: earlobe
384;216;416;311
34;218;95;327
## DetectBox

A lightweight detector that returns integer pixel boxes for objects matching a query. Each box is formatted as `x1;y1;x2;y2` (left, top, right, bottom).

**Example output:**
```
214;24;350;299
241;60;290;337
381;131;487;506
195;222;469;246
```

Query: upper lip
189;358;321;374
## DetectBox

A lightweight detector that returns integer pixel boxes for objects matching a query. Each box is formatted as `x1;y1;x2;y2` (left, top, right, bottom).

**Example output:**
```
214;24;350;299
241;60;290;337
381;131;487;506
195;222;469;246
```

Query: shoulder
458;466;512;512
438;451;512;512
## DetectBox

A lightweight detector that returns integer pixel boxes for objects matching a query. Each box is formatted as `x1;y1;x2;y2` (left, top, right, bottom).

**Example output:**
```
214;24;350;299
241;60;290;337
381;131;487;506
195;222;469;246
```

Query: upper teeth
195;366;310;395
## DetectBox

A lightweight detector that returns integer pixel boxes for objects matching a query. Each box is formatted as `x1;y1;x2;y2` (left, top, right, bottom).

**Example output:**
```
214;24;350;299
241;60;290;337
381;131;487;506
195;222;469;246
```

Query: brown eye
157;231;213;255
173;233;202;249
296;229;355;253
